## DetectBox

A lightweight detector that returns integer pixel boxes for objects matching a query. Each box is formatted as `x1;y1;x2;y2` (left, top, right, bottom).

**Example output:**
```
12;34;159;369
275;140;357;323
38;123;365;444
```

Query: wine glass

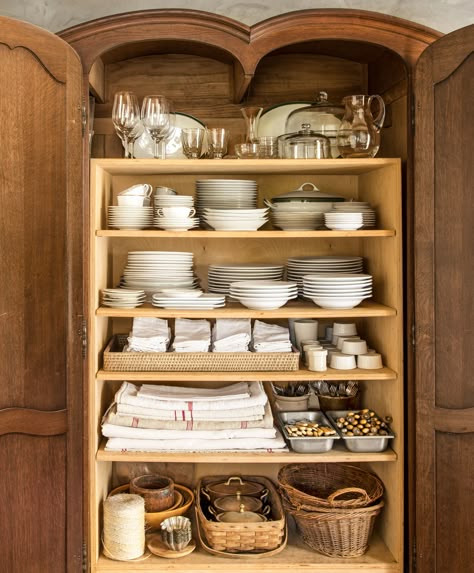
128;121;144;159
141;95;171;159
112;91;140;158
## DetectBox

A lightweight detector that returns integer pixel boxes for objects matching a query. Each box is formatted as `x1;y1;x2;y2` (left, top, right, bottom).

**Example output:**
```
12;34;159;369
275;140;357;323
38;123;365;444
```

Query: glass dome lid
285;91;345;135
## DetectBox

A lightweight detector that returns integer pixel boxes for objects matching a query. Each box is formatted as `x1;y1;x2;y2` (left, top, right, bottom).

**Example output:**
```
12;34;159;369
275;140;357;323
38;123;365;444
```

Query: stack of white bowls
195;180;258;218
201;207;269;231
229;280;298;310
101;288;146;308
152;291;226;309
208;264;285;295
286;256;364;294
324;211;364;230
302;273;373;309
265;200;326;230
331;202;376;228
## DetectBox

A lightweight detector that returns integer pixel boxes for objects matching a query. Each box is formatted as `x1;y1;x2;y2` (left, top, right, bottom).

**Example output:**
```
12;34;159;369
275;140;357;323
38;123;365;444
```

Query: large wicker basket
196;475;286;555
103;335;299;372
278;463;384;509
283;495;384;558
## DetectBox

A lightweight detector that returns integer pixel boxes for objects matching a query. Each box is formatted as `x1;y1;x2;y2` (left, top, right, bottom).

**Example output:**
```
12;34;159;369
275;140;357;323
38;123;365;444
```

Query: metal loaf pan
277;411;340;453
326;410;395;453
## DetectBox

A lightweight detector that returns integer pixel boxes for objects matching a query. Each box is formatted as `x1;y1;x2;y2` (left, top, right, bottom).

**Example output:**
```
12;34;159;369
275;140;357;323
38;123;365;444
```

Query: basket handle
327;487;370;505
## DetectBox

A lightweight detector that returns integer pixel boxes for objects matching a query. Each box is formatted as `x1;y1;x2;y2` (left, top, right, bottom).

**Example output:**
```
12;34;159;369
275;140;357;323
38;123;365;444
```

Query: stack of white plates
208;264;285;294
154;194;194;212
202;208;269;231
107;206;153;229
195;180;258;216
332;202;376;228
324;211;364;230
229;280;298;310
271;210;325;230
101;288;146;308
119;251;200;297
303;273;373;309
152;292;226;309
153;194;199;231
287;256;364;293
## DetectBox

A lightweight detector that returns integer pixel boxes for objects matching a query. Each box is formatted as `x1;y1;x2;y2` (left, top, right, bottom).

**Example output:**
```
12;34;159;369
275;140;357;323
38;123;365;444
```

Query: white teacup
155;186;177;196
158;207;196;218
120;183;153;197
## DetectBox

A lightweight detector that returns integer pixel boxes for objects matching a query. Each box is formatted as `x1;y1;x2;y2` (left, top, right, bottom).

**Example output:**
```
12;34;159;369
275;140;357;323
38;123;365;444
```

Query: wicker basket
284;496;384;558
278;463;384;509
196;475;286;555
103;334;299;372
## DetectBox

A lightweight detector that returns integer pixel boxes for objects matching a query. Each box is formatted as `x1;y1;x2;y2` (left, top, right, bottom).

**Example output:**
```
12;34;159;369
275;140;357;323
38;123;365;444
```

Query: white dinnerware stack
302;273;373;309
264;199;326;230
153;194;199;231
332;201;377;228
119;251;200;298
101;288;146;308
107;206;154;229
208;264;285;295
152;291;226;309
229;280;298;310
324;211;364;230
201;207;269;231
195;179;258;219
286;255;364;295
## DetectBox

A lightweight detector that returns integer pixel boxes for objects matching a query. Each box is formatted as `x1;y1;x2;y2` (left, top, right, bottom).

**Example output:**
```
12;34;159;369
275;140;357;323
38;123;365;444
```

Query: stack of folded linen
125;317;170;352
172;318;211;352
252;320;293;353
212;318;251;352
102;381;287;452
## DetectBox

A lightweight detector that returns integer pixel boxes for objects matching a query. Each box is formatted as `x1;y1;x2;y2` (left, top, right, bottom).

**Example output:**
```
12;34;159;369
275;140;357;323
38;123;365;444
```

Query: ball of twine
103;493;145;561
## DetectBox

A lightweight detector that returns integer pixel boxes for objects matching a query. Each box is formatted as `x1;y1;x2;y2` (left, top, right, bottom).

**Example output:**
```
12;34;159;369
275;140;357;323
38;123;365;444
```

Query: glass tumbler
207;128;229;159
181;128;206;159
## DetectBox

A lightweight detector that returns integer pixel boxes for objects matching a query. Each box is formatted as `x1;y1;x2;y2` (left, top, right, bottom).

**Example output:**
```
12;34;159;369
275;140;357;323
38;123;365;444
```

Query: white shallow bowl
310;296;367;309
237;297;291;310
158;289;203;298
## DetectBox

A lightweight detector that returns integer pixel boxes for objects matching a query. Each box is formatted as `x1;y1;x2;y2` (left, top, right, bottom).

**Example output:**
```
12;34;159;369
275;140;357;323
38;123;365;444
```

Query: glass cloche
285;92;345;158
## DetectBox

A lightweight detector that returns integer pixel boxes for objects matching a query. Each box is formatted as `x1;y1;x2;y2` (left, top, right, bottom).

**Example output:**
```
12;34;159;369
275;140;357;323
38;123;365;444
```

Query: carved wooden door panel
0;17;83;573
414;24;474;573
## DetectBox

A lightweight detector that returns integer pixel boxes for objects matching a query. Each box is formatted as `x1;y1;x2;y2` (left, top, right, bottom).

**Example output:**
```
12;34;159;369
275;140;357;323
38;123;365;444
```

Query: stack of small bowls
229;280;298;310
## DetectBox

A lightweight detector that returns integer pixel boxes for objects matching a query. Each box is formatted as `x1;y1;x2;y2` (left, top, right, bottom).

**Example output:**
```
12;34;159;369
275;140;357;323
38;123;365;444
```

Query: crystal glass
112;91;140;158
181;128;206;159
240;106;263;143
141;95;171;159
207;127;229;159
127;121;144;159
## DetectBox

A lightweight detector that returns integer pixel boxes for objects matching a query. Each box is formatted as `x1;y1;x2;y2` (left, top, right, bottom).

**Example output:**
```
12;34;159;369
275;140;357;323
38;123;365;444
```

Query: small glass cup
207;127;229;159
256;136;279;158
181;128;206;159
235;142;260;159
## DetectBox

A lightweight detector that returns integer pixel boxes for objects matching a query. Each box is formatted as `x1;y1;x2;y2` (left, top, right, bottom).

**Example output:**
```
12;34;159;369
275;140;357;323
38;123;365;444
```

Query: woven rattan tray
196;475;286;555
103;335;300;372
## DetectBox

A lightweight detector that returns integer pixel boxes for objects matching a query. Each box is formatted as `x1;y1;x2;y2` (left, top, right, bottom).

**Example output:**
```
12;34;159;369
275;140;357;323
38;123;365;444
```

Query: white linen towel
252;320;292;352
102;423;276;440
115;381;268;411
212;318;251;352
137;381;250;401
116;401;266;421
126;317;170;352
172;318;211;352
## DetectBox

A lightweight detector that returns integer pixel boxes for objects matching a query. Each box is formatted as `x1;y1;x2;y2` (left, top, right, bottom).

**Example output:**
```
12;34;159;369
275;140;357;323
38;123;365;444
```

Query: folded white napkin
104;428;288;452
116;401;265;421
252;320;292;352
212;319;251;352
126;317;170;352
137;381;250;401
172;318;211;352
115;381;268;411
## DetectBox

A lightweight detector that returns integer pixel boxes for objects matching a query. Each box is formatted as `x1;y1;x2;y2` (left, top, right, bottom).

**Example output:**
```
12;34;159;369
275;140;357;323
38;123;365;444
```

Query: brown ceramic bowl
130;474;174;513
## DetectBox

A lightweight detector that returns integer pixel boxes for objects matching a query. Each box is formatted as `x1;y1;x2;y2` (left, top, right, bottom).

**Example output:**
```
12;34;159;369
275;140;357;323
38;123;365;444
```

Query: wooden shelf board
97;229;396;238
94;531;398;571
96;366;396;381
96;300;397;319
91;157;401;176
96;440;397;463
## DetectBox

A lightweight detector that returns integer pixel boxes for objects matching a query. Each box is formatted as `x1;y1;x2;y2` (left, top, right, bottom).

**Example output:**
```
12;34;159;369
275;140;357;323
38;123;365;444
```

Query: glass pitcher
336;95;385;158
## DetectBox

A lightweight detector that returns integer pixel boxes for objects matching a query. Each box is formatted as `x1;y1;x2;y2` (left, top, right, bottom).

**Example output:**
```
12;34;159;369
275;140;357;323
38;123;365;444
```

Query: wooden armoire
0;9;472;573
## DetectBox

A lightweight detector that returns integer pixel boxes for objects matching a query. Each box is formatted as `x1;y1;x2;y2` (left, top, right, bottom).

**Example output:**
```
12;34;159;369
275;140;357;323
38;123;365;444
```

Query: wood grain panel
0;435;67;573
0;408;67;436
415;24;474;573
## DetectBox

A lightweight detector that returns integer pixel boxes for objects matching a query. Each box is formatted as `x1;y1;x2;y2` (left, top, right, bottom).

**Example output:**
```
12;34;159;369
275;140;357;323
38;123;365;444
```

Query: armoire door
414;24;474;573
0;17;84;573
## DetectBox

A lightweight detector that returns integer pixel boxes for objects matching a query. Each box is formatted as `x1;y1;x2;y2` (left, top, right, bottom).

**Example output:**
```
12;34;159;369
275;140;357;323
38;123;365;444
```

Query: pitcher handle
368;95;385;132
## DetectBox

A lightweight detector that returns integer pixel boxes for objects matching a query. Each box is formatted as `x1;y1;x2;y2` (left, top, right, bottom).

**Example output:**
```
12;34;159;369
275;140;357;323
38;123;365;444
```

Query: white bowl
310;296;366;309
237;296;290;310
341;339;368;355
330;352;357;370
357;353;383;369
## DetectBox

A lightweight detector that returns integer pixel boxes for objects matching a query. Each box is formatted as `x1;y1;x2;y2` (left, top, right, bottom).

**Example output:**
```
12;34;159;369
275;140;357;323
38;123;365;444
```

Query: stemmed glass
141;95;171;159
112;91;140;158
